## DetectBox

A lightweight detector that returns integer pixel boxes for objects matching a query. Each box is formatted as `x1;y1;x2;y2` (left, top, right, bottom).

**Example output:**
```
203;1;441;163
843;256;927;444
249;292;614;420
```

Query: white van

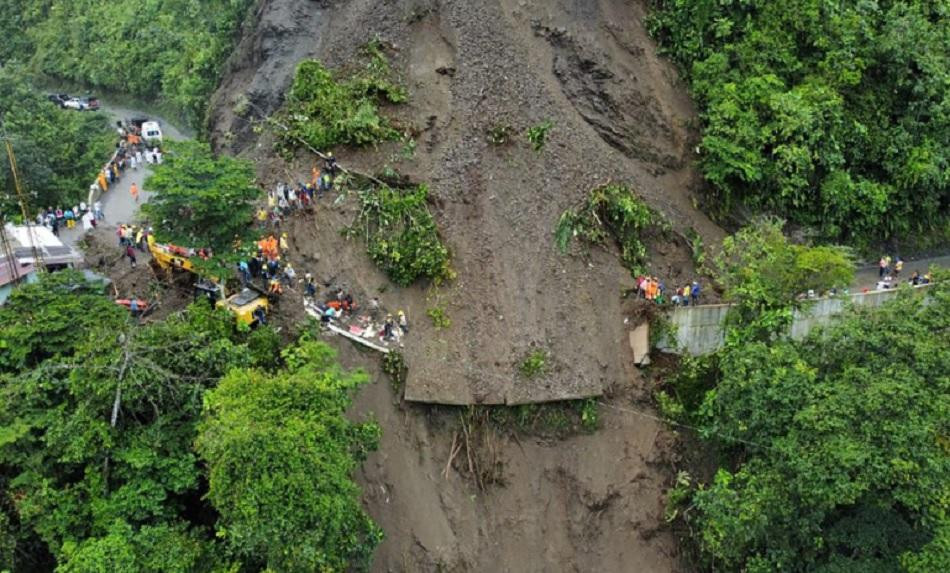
141;121;163;143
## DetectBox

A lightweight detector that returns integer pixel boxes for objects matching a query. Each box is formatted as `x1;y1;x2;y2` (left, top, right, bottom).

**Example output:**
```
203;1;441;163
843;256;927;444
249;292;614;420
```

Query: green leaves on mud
556;183;666;276
280;44;407;152
350;184;451;287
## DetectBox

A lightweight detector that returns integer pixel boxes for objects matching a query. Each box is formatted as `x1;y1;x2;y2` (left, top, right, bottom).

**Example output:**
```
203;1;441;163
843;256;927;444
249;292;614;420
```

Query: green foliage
578;398;599;433
143;140;260;261
1;0;253;128
715;218;853;337
0;275;257;569
57;521;216;573
196;339;382;572
556;183;666;276
476;398;601;438
518;349;549;379
426;306;451;329
0;66;113;215
0;272;385;571
351;184;451;286
280;44;406;152
0;270;123;373
525;120;553;152
648;0;950;245
381;350;407;392
668;277;950;571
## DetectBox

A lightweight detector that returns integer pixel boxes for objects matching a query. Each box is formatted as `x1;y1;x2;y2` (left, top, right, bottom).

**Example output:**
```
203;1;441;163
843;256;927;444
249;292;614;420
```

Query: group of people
36;202;103;236
257;153;340;230
636;275;701;306
118;223;151;268
878;255;904;278
874;255;937;291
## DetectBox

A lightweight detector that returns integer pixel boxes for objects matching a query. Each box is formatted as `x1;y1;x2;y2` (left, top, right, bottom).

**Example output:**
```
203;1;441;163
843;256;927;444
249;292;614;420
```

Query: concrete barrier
658;285;931;355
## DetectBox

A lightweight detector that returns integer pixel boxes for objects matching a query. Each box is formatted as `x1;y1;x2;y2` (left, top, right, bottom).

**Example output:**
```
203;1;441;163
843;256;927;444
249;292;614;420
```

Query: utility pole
2;135;45;270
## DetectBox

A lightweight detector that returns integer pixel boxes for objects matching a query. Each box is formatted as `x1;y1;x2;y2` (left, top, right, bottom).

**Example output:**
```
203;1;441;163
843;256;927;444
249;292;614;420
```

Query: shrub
426;306;451;329
525;120;553;151
280;43;407;151
519;350;549;378
556;183;667;276
350;184;451;286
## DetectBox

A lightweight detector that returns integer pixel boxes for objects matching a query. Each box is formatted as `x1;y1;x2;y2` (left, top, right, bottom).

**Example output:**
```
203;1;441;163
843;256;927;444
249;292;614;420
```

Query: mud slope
209;0;711;570
211;0;721;406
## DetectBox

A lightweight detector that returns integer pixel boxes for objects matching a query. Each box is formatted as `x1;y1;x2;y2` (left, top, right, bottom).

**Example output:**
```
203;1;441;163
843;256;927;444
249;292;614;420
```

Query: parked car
47;93;70;107
61;96;100;111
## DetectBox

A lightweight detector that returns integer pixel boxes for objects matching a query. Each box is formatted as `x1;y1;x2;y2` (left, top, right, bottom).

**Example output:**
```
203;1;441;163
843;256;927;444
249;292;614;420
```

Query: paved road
59;105;187;246
852;254;950;290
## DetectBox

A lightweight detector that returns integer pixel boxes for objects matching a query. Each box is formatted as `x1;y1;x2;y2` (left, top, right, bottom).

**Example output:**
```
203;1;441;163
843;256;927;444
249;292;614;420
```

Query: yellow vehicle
147;235;196;272
194;280;270;326
147;236;269;326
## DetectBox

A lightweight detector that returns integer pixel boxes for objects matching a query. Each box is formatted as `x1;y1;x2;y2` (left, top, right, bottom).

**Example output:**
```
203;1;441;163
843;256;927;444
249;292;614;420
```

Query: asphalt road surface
59;104;187;246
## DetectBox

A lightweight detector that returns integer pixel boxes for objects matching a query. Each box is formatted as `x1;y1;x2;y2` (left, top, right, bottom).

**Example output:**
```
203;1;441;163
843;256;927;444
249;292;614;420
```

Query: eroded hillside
207;1;723;569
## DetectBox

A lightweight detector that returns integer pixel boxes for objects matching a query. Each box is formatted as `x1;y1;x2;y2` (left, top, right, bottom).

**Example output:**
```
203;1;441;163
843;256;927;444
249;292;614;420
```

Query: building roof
4;224;83;267
0;258;36;288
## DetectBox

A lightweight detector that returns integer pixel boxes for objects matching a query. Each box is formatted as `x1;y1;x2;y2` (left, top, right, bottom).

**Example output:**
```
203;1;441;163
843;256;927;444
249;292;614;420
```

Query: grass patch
279;41;407;152
518;349;549;379
525;120;553;151
426;306;451;329
347;183;452;286
555;183;669;277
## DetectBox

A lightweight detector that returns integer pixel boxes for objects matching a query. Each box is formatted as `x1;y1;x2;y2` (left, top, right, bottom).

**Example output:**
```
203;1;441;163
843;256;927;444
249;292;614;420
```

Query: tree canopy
1;0;254;128
714;218;853;337
0;66;113;216
660;220;947;572
686;281;949;572
143;140;260;255
0;272;380;572
196;339;383;572
649;0;949;246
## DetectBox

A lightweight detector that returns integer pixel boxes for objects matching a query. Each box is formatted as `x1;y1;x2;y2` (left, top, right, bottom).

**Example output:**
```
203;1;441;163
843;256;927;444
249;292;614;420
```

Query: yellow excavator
148;235;269;326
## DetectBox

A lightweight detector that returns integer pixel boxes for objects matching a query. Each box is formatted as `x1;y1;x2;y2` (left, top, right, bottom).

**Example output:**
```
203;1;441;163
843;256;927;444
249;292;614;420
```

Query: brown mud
209;0;720;570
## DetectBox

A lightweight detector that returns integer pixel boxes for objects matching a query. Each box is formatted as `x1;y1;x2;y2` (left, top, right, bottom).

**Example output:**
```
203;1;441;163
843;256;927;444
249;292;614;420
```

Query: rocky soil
210;0;721;569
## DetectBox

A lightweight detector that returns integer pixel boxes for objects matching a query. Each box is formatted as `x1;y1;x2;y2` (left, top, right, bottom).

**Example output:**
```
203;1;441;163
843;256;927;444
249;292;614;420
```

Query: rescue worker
324;152;339;176
304;273;316;297
279;233;289;252
269;278;283;296
398;310;409;334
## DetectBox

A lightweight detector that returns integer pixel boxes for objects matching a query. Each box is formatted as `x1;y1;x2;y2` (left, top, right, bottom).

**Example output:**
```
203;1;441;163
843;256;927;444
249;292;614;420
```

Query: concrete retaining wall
659;286;930;355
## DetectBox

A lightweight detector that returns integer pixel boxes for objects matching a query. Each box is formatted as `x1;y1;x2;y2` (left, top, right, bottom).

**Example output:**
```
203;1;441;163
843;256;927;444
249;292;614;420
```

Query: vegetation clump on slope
0;0;253;128
649;0;949;246
349;184;451;286
556;183;668;276
279;42;407;152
